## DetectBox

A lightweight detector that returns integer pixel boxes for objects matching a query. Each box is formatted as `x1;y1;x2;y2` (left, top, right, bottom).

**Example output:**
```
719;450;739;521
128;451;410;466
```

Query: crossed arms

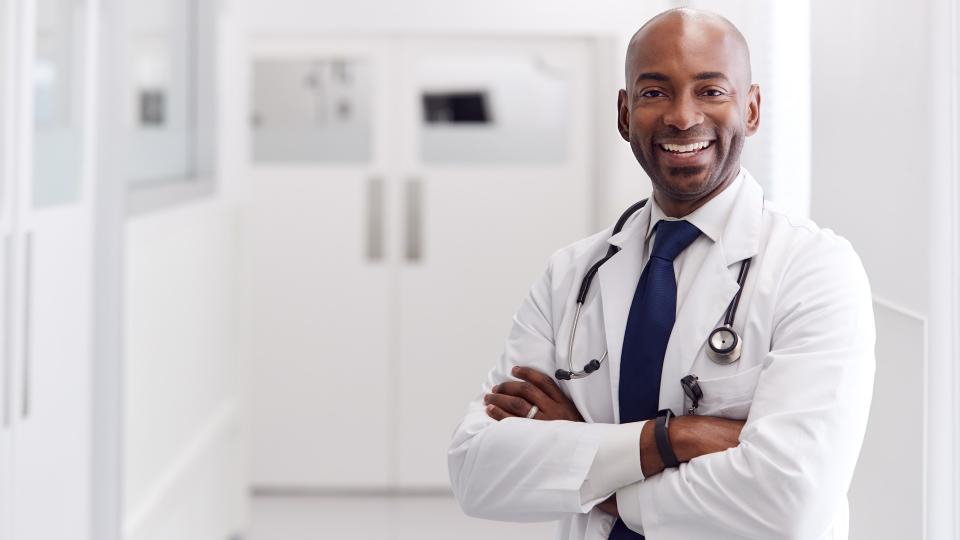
484;365;745;518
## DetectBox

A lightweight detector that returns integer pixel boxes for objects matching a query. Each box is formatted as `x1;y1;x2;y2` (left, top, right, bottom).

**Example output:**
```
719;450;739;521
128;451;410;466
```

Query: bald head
625;8;752;90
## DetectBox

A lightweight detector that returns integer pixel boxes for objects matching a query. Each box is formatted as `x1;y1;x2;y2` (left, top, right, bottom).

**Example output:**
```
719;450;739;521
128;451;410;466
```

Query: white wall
810;0;959;538
123;198;246;540
121;4;250;540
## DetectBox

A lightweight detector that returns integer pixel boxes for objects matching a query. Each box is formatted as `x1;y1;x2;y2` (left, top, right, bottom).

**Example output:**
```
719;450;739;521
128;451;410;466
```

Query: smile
658;140;713;154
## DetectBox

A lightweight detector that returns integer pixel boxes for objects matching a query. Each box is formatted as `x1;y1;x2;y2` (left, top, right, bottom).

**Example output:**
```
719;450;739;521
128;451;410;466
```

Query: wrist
666;415;691;462
639;419;664;477
654;410;680;468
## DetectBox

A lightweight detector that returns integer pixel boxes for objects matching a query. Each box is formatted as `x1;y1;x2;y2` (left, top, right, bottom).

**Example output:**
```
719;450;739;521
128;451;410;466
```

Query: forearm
598;415;744;518
450;410;624;521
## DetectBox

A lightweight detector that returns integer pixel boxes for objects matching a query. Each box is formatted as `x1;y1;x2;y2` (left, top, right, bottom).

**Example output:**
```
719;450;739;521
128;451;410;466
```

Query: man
448;8;874;540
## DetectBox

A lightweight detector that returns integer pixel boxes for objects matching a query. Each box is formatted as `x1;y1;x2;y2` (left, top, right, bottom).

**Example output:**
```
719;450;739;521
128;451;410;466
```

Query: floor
248;494;557;540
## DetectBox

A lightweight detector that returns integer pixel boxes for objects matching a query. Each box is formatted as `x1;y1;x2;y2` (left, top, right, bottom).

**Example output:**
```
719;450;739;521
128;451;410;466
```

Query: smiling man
449;8;874;540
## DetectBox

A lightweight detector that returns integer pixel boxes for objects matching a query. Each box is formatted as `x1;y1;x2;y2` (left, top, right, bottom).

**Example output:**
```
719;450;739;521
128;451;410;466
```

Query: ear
745;84;761;136
617;89;630;142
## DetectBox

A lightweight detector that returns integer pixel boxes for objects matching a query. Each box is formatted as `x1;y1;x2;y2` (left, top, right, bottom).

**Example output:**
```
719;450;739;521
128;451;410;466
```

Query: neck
654;168;739;218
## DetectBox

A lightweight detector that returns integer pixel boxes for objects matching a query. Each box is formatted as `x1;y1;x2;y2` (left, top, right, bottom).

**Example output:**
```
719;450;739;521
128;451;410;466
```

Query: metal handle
404;179;422;262
2;234;11;429
365;177;384;261
21;231;32;419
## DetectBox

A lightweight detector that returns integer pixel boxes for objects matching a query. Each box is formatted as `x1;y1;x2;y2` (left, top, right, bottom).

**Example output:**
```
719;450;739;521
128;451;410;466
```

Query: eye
702;88;726;97
640;89;666;98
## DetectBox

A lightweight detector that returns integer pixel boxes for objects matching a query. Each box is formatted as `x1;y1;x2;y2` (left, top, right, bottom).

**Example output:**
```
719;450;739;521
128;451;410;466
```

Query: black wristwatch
654;409;680;468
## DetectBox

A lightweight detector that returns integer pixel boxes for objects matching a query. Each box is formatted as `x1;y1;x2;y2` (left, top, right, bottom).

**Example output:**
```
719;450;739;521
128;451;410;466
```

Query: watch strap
654;410;680;468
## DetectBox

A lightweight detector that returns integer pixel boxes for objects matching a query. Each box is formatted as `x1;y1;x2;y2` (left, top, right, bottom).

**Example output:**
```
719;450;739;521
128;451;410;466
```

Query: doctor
448;7;875;540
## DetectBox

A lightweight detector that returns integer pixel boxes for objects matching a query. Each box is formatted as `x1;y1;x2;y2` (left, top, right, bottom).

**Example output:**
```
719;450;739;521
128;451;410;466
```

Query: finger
495;380;552;410
485;404;512;421
512;366;566;402
484;392;532;417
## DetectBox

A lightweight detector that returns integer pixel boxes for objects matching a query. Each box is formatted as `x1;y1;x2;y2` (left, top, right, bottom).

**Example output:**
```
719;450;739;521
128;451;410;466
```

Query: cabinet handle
366;177;384;261
21;232;32;419
2;234;11;429
404;179;422;262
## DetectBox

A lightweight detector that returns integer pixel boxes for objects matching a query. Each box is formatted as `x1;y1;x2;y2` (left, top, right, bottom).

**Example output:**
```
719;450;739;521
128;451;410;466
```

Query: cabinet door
394;38;596;487
0;0;14;537
246;38;395;488
10;0;95;538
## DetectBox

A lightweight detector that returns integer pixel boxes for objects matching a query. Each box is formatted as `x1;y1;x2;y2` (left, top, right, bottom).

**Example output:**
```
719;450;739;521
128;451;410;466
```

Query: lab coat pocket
692;364;762;420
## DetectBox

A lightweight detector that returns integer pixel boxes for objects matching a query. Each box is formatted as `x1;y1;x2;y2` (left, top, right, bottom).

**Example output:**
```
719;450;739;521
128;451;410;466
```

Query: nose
662;94;704;131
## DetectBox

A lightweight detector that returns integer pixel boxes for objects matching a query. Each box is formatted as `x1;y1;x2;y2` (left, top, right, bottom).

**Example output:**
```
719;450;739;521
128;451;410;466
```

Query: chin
657;166;715;199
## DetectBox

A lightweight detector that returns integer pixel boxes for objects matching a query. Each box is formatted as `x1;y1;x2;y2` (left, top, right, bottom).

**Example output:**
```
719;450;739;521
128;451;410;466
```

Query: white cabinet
0;0;96;538
0;0;15;537
247;37;595;489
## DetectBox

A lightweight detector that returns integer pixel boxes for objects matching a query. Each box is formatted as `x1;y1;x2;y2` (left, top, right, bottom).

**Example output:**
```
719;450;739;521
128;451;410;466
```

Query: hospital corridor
0;0;959;539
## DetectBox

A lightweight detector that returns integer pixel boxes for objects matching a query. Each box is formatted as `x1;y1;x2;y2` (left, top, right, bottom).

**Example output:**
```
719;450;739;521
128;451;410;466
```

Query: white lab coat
448;171;875;540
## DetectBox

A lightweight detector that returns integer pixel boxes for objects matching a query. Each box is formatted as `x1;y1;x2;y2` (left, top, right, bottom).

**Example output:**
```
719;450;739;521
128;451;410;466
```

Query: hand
484;366;584;422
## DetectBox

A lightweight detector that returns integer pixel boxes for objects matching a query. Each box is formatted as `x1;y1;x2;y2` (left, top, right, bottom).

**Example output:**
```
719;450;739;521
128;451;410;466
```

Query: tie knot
651;220;701;261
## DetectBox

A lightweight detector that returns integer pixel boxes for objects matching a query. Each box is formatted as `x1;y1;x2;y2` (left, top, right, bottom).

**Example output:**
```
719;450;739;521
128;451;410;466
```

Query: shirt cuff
616;480;646;536
578;420;647;506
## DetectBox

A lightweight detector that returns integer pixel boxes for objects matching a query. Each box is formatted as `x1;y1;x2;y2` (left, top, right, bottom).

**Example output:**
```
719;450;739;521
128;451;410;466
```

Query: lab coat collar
597;168;764;420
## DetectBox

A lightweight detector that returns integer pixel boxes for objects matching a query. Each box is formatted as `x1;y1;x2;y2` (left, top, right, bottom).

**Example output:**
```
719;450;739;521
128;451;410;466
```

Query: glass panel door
395;37;595;487
32;0;84;207
245;38;394;489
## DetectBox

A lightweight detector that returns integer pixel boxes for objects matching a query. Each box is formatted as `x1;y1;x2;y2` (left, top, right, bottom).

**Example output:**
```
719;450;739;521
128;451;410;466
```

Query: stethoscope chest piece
706;325;741;364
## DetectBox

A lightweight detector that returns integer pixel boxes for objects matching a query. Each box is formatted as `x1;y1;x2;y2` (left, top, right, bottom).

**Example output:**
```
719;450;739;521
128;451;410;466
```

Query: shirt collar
645;168;746;243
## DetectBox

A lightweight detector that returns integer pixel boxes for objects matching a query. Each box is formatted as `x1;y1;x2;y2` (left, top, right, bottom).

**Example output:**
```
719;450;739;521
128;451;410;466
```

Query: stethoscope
555;199;753;381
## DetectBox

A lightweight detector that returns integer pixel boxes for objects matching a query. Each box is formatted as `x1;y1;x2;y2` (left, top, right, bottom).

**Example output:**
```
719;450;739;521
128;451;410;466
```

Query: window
33;0;85;207
124;0;217;212
251;58;373;164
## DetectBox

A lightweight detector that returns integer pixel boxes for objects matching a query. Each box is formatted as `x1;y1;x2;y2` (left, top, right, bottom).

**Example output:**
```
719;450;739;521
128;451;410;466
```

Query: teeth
660;141;711;153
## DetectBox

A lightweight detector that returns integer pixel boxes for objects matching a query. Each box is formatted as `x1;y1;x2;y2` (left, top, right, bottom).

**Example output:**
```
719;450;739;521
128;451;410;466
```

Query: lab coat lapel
659;173;764;413
658;241;739;412
597;202;651;423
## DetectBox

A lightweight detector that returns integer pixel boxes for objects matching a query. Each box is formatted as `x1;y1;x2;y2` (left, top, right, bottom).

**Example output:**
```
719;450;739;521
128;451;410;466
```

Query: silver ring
525;405;539;419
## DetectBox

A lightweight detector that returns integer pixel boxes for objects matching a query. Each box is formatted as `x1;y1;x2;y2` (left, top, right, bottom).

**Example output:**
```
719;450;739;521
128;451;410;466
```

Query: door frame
92;0;125;538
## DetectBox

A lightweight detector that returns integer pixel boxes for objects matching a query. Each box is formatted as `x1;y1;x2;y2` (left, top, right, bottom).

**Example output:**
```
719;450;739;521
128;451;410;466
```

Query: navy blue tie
608;219;701;540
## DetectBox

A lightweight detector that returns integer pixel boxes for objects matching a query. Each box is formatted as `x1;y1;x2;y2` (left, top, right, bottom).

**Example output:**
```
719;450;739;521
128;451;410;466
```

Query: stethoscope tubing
557;199;752;381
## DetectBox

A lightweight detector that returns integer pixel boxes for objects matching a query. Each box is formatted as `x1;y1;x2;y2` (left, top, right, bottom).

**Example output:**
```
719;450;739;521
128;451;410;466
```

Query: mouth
655;140;715;166
658;140;713;154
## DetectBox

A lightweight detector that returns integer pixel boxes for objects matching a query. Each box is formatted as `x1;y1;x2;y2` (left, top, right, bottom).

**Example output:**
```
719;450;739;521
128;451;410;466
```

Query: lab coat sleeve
448;253;627;522
616;234;876;540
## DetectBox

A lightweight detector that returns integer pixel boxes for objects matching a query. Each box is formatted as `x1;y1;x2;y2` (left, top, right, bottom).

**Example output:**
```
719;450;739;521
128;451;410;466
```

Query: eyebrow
634;71;731;83
636;72;669;82
694;71;729;81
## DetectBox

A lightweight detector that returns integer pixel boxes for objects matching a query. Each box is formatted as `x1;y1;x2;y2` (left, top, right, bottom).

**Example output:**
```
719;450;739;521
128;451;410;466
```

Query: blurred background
0;0;959;539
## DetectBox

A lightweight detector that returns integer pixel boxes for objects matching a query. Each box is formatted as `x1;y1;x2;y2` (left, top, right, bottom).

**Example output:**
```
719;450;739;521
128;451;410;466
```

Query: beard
630;129;745;203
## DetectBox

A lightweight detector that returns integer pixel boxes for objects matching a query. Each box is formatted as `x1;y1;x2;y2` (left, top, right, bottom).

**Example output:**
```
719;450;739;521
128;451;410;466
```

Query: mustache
653;128;715;142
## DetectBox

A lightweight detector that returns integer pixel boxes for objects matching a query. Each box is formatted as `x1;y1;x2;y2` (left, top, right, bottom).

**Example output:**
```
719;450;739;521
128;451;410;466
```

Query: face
617;17;761;210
